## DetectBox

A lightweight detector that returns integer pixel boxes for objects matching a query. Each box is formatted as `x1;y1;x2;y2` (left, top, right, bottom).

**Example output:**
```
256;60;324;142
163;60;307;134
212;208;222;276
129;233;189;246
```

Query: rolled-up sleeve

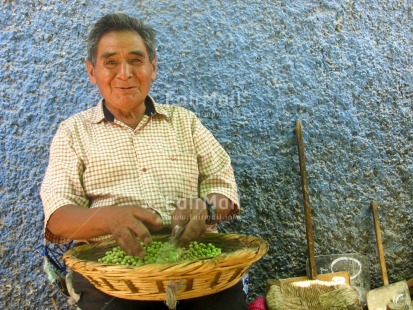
40;124;89;243
193;117;240;214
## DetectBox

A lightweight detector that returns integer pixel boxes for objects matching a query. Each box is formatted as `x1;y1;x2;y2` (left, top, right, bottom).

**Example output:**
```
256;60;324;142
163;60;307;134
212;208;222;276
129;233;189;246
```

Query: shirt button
142;168;148;172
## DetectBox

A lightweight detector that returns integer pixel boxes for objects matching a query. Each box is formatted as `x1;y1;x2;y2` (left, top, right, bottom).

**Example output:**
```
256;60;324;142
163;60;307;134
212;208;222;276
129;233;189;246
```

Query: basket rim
63;233;268;271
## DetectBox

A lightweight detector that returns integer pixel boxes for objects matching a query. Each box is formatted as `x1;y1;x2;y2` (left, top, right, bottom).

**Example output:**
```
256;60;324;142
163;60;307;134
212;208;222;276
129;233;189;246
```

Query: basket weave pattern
63;233;268;300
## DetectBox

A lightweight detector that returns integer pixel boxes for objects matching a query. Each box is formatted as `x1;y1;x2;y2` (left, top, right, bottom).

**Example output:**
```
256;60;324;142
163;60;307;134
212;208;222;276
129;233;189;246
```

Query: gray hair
87;13;156;65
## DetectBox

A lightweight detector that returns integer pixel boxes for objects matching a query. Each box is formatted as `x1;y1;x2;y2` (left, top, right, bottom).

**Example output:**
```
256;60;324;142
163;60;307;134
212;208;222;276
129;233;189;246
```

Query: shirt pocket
154;153;199;199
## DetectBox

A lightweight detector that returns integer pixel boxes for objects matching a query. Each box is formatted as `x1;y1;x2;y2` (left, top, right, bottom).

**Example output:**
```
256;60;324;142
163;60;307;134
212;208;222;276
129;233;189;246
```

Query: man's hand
48;204;163;257
171;198;208;245
106;206;163;256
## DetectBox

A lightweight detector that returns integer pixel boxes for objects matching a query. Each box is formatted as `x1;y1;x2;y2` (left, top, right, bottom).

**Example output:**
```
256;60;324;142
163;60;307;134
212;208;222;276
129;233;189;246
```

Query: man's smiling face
86;30;156;114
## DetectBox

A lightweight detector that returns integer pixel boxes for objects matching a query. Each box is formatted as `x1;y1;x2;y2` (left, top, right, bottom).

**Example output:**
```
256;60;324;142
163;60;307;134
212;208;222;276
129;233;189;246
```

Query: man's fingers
128;218;154;247
179;218;206;244
171;207;190;228
132;207;163;231
113;228;146;257
106;206;164;256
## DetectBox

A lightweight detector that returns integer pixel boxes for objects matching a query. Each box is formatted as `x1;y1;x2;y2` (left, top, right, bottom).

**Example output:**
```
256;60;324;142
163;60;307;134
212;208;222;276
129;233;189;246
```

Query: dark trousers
72;272;248;310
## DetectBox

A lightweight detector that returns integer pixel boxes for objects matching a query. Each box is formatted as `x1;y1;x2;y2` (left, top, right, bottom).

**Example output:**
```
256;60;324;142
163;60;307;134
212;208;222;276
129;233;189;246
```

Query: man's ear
86;60;97;85
151;57;157;81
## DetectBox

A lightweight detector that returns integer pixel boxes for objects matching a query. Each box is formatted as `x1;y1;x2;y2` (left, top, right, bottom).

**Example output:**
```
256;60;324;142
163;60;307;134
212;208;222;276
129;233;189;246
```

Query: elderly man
41;13;247;310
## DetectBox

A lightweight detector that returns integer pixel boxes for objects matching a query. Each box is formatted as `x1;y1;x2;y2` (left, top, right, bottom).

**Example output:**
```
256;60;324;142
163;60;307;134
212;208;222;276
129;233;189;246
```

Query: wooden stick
51;294;59;310
296;120;317;280
371;200;389;286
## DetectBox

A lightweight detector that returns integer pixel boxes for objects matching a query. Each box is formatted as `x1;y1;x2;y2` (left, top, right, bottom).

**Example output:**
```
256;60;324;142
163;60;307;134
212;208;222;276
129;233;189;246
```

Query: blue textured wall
1;0;412;308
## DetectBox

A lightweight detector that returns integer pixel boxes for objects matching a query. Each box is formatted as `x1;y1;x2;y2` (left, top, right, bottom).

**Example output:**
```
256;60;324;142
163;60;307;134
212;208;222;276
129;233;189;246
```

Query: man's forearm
47;204;112;241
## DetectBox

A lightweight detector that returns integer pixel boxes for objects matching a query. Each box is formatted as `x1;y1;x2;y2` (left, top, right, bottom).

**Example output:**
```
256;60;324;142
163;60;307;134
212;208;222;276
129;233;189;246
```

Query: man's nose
118;61;132;79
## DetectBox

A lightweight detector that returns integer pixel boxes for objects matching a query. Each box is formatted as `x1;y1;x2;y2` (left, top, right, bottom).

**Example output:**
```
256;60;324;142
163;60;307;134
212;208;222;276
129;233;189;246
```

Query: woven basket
63;233;268;301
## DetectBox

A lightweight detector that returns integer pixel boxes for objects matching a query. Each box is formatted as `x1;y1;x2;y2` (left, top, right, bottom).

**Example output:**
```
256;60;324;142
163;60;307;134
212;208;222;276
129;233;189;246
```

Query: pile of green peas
97;241;222;266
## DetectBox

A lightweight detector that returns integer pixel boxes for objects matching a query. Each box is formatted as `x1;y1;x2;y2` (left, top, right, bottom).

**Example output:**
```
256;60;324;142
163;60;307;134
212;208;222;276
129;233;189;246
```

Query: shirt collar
91;96;169;123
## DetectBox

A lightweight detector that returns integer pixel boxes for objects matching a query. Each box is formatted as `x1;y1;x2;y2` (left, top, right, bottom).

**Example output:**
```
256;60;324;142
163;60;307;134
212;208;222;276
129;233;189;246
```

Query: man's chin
107;95;146;108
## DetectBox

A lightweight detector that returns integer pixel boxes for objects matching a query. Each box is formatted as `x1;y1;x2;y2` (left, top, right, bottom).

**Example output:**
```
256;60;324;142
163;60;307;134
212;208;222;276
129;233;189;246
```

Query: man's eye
105;60;116;66
132;59;143;64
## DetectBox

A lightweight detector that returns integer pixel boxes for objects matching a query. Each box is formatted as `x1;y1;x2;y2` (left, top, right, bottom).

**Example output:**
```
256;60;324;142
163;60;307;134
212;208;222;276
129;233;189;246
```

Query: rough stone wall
1;0;412;309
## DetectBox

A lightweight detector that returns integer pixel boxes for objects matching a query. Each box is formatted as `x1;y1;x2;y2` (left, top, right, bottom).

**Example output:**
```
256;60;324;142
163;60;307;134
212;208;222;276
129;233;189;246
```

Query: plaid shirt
40;96;239;243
